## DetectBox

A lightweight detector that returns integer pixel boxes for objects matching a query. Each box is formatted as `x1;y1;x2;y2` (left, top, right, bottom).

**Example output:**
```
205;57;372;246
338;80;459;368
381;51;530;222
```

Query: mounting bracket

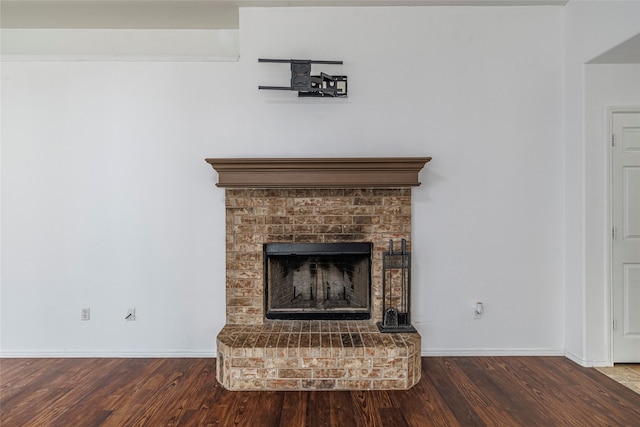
258;59;348;98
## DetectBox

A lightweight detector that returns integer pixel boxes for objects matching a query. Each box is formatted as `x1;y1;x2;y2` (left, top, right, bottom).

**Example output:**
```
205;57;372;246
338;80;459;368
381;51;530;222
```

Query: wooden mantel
205;157;431;188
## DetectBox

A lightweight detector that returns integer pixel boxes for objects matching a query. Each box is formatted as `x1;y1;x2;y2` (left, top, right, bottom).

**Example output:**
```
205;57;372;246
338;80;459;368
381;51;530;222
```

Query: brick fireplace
206;158;430;391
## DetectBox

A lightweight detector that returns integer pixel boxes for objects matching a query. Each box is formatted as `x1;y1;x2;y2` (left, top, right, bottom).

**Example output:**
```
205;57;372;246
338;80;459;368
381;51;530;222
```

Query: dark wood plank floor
2;356;639;426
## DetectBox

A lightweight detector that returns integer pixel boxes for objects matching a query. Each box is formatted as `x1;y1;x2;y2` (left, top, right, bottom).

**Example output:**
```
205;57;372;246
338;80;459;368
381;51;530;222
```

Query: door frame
608;106;640;364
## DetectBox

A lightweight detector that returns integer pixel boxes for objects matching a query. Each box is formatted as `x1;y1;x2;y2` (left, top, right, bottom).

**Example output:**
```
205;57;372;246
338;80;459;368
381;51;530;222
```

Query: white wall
1;62;237;355
1;6;565;356
563;0;640;366
242;7;565;356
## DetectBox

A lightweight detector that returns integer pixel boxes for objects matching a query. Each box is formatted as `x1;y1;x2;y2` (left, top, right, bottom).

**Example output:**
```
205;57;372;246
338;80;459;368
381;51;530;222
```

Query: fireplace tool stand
377;239;417;333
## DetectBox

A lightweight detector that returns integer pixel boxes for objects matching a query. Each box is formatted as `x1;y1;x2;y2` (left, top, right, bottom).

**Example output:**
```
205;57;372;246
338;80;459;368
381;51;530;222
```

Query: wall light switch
474;302;484;320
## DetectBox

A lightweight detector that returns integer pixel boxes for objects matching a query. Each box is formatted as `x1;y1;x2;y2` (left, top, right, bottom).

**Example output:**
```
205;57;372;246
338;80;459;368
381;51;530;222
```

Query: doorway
611;109;640;363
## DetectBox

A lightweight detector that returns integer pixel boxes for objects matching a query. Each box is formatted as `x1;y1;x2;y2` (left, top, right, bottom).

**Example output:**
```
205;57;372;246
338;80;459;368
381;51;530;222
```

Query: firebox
264;242;372;320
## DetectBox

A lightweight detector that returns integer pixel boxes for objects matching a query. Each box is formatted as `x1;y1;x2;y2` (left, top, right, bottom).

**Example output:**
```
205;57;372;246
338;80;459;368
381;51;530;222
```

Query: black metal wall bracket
258;59;348;98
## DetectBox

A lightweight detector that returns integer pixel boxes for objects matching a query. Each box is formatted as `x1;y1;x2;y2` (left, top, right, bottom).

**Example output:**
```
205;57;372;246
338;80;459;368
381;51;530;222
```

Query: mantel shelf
205;157;431;188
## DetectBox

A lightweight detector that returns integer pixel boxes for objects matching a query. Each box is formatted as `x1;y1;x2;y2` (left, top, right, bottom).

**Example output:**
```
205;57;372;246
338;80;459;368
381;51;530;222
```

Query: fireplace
264;242;372;320
206;157;430;391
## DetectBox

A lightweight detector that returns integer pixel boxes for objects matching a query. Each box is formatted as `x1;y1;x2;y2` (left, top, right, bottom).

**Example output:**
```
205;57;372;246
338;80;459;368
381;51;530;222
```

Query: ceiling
1;0;570;6
588;33;640;64
0;0;569;30
1;2;240;29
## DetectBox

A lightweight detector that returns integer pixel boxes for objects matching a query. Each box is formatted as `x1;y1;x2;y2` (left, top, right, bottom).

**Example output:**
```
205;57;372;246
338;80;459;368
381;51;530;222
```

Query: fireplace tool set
377;239;417;333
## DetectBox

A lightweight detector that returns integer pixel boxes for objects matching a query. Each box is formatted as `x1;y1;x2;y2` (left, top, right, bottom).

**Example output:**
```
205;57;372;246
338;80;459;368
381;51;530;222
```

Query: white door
612;110;640;363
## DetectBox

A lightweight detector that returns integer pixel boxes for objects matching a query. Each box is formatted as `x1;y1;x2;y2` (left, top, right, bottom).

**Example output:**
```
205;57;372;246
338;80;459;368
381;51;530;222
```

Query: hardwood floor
2;357;639;426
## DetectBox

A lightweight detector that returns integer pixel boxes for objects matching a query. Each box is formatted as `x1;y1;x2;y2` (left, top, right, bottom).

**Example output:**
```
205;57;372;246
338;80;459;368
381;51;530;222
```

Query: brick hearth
207;158;430;391
217;321;421;390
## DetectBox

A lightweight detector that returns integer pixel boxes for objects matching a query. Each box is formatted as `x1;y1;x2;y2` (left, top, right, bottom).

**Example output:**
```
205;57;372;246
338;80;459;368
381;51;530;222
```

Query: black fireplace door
264;242;372;320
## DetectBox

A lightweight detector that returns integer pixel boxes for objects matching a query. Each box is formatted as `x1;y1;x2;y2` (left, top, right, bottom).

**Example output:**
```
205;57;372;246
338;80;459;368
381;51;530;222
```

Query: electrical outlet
125;308;136;321
81;307;90;321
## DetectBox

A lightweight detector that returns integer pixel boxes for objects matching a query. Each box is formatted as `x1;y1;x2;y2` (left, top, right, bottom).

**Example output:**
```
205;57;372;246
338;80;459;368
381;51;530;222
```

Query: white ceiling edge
218;0;569;5
0;54;240;62
1;0;569;6
588;33;640;64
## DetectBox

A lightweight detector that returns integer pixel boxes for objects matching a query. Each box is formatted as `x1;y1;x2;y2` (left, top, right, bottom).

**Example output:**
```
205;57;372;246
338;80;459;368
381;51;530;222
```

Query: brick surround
225;188;412;325
208;158;430;391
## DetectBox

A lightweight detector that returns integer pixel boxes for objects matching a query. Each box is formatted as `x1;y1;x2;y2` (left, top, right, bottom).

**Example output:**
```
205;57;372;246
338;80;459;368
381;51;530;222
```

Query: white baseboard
0;350;217;358
564;350;612;367
422;348;565;357
3;347;581;360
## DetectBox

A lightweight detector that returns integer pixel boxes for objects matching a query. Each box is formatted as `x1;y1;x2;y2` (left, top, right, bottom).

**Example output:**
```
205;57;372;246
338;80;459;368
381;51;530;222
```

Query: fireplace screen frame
264;242;372;320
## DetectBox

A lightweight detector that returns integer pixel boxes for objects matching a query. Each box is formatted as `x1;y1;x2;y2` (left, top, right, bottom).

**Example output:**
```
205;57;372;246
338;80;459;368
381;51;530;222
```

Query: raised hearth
217;321;421;391
206;157;430;391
